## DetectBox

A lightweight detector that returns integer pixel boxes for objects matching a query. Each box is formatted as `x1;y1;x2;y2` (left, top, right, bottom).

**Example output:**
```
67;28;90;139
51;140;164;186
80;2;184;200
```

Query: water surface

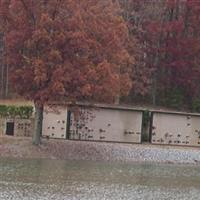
0;158;200;200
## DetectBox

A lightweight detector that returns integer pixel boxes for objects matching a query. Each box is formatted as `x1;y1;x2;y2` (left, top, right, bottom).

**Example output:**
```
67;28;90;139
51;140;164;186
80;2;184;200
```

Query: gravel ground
0;136;200;165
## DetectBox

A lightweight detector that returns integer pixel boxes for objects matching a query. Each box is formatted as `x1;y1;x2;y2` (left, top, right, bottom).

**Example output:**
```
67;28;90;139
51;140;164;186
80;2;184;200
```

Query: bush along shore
1;136;200;165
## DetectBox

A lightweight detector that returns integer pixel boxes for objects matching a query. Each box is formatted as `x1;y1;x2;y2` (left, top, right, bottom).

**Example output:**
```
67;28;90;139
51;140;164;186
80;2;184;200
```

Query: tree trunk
114;94;120;105
0;32;4;99
152;52;159;106
5;61;8;98
32;104;43;145
152;72;157;106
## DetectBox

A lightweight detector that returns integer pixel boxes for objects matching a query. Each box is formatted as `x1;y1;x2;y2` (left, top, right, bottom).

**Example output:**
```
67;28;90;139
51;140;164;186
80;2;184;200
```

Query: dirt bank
0;136;200;165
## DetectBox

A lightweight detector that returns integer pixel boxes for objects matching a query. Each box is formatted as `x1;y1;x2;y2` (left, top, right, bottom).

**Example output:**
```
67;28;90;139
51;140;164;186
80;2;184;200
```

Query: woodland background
0;0;200;112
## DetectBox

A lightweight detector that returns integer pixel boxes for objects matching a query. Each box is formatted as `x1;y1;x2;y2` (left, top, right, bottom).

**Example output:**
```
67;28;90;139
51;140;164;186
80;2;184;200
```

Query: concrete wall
151;112;200;147
14;118;34;137
41;104;200;146
0;118;5;136
42;106;68;139
69;107;142;143
0;118;34;137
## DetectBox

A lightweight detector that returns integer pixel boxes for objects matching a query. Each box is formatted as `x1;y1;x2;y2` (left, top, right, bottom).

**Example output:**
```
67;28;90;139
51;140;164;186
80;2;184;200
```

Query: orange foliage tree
0;0;135;144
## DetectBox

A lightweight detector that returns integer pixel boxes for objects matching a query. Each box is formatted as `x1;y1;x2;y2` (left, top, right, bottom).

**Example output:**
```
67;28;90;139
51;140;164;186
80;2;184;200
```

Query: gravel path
0;136;200;165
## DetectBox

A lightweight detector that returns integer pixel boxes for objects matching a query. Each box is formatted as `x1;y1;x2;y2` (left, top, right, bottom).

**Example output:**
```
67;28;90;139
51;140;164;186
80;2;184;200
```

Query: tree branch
19;0;36;25
52;0;63;20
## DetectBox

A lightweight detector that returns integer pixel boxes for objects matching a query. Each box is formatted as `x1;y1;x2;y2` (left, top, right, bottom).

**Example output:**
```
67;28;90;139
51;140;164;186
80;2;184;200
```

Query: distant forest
0;0;200;112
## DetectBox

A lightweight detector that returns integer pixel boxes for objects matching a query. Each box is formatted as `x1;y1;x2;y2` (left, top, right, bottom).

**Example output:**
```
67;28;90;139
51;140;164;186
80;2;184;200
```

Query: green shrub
0;105;33;118
143;110;151;127
165;88;184;110
0;105;8;117
192;99;200;113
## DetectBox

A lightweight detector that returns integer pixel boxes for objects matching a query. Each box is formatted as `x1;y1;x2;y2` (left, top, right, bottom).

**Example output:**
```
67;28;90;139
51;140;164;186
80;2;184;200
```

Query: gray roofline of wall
45;101;200;116
151;109;200;117
45;102;145;112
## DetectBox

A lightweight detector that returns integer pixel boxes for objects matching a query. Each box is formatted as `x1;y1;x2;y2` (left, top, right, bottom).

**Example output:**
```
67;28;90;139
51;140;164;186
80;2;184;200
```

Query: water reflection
0;158;200;199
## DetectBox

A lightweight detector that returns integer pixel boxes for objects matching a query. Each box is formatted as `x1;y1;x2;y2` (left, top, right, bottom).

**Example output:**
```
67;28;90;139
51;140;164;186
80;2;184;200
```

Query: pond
0;158;200;200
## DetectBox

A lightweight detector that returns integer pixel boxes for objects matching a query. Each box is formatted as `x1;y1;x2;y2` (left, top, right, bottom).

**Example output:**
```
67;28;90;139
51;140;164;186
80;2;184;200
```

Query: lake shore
0;136;200;165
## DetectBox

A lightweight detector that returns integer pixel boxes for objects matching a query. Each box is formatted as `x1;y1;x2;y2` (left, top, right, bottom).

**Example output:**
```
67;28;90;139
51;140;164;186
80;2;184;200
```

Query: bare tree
0;32;9;99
